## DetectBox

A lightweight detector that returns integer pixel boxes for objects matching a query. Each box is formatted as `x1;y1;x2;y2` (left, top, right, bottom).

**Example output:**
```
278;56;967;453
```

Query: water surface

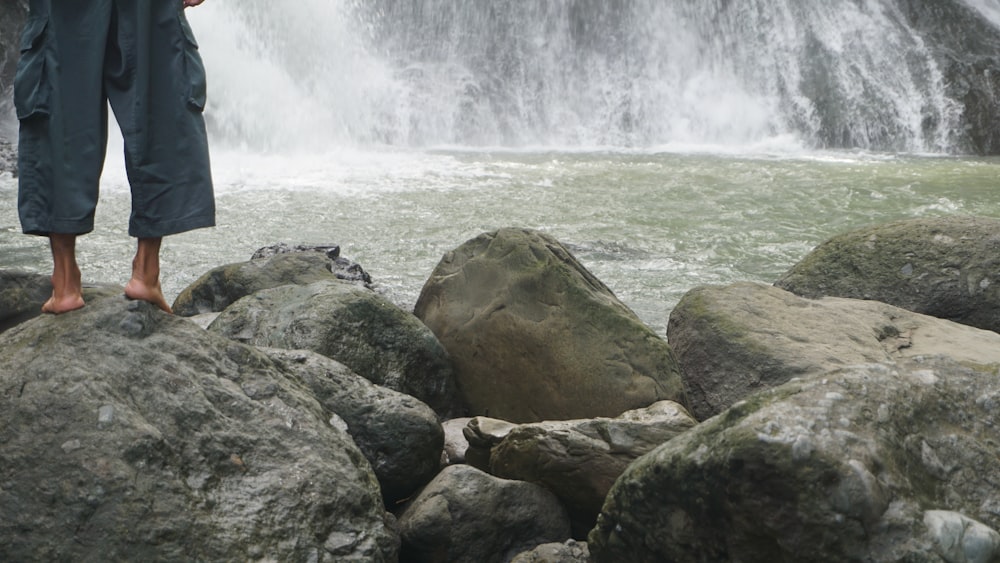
2;149;996;334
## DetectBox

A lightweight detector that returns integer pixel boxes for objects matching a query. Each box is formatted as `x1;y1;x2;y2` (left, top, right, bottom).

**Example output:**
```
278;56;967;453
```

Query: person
14;0;215;314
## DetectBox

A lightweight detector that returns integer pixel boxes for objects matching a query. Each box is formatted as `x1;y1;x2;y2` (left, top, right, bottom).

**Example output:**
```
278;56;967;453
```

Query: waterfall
187;0;998;152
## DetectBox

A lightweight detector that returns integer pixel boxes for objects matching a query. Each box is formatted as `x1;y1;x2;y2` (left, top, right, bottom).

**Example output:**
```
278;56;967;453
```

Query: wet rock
0;269;120;333
441;417;473;466
510;540;590;563
264;348;443;505
668;281;1000;420
398;464;570;563
776;216;1000;334
172;250;369;316
924;510;1000;563
0;296;399;561
251;243;372;286
479;401;697;537
415;227;686;423
589;357;1000;562
208;279;462;417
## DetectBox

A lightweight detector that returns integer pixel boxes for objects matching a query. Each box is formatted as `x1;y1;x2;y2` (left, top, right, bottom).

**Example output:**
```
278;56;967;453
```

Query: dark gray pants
15;0;215;237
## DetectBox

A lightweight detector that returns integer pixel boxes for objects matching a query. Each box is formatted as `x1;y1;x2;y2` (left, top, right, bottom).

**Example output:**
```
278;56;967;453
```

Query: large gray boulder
589;357;1000;562
263;348;444;505
470;401;697;537
667;281;1000;420
776;217;1000;334
398;464;571;563
208;279;462;417
0;296;398;561
172;251;351;316
0;269;121;333
414;228;686;423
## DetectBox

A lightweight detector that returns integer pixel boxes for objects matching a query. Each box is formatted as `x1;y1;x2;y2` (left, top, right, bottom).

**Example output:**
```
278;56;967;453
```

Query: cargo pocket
178;13;207;112
13;16;51;121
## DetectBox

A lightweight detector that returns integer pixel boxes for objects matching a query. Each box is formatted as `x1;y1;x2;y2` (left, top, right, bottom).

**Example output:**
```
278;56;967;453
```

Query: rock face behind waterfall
414;228;686;423
589;357;1000;562
776;216;1000;334
0;1;27;122
899;0;1000;155
0;297;398;561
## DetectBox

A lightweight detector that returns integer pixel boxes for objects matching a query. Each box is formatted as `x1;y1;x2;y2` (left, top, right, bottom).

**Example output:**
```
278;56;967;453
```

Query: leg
108;1;215;240
124;237;172;313
16;2;112;237
42;233;85;314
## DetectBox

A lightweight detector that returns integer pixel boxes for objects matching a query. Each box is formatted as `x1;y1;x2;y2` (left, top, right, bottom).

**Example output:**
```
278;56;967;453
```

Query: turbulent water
193;0;1000;152
3;150;998;334
2;1;1000;334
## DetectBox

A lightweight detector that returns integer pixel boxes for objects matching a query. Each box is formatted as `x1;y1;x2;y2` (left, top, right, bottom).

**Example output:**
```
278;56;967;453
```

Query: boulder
208;279;461;417
775;216;1000;334
398;464;571;563
263;348;443;505
480;401;697;537
172;250;369;316
250;243;372;286
414;227;686;423
589;357;1000;562
510;540;590;563
667;281;1000;420
0;296;398;561
0;269;121;333
441;417;474;466
463;416;518;472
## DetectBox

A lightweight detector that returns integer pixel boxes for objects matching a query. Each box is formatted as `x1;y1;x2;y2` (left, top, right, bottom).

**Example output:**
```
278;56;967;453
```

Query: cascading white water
966;0;1000;29
187;0;977;152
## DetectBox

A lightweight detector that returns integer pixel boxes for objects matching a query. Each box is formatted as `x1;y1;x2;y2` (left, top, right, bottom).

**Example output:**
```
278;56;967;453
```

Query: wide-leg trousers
15;0;215;238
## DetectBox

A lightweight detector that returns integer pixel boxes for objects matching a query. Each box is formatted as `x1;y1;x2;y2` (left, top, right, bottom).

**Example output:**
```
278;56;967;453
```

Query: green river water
2;149;998;334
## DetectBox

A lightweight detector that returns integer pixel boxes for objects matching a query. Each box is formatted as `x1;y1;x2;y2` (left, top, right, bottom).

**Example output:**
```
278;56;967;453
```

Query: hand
183;0;205;7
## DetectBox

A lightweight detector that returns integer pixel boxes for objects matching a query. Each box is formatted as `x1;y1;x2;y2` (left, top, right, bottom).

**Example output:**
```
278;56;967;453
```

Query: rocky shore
3;217;1000;561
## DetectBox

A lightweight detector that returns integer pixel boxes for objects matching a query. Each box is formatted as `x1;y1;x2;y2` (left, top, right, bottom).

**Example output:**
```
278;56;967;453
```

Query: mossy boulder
589;357;1000;562
208;279;461;417
172;249;370;317
414;228;686;423
776;216;1000;334
667;281;1000;420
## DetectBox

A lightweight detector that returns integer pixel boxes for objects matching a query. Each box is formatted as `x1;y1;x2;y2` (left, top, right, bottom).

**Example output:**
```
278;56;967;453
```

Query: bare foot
125;278;173;314
43;233;85;314
41;291;86;314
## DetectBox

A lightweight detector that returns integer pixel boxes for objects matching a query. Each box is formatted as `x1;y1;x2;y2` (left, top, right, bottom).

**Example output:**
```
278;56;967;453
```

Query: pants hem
128;213;216;238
